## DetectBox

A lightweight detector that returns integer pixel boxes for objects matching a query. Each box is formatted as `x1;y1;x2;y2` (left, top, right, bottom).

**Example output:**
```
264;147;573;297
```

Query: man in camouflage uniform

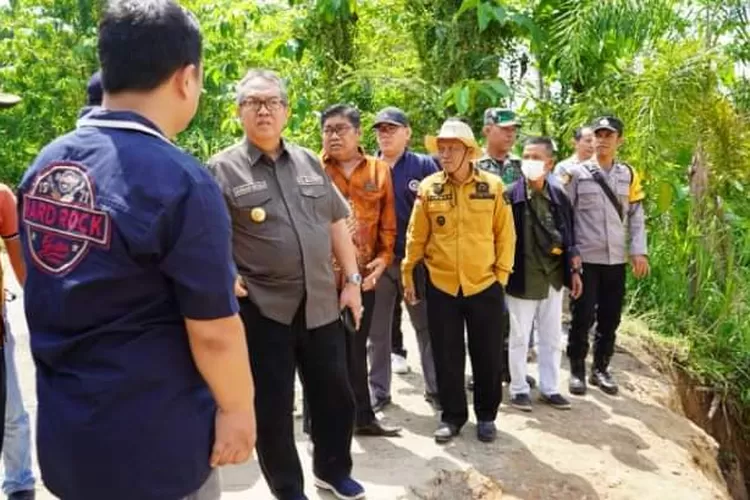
476;107;536;389
476;108;522;185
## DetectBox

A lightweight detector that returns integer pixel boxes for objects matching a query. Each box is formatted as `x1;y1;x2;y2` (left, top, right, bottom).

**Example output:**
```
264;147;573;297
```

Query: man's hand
403;286;419;305
339;283;363;330
234;276;248;298
570;273;583;300
362;257;387;292
631;255;650;279
210;408;256;468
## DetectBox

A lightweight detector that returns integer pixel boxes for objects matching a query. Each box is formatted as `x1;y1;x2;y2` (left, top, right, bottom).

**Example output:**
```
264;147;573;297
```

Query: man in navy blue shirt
367;107;440;411
18;2;256;499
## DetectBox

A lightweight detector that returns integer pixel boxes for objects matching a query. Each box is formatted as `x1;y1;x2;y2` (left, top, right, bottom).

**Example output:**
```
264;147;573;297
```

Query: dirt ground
4;262;730;500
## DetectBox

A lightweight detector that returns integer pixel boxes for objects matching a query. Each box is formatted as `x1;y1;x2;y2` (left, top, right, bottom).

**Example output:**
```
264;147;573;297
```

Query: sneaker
510;393;533;412
477;421;497;442
541;393;572;410
314;476;365;500
391;353;410;374
590;368;619;395
433;422;460;443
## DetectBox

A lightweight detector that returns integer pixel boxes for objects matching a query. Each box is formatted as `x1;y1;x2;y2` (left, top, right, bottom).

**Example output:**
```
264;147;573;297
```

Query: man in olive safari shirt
208;70;365;500
402;118;515;444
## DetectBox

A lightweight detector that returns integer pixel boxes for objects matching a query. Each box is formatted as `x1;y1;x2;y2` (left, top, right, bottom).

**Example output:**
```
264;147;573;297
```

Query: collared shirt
402;167;516;297
520;183;564;300
565;159;647;265
321;149;396;277
209;139;350;329
475;153;522;185
18;110;238;500
385;150;439;258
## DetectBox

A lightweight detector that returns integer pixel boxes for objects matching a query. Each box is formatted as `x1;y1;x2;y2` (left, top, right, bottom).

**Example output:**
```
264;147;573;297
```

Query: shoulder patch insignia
22;162;111;275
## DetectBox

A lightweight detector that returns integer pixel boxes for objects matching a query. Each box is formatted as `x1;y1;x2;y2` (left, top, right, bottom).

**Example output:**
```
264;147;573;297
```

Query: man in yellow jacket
402;118;515;444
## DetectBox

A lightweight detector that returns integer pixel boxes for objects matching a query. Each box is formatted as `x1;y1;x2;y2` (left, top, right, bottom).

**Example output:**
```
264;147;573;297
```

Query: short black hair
321;104;361;129
573;126;592;141
99;0;202;93
524;136;556;157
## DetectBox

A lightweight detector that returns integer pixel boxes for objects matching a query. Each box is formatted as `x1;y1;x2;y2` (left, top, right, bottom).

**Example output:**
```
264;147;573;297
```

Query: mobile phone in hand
340;308;357;334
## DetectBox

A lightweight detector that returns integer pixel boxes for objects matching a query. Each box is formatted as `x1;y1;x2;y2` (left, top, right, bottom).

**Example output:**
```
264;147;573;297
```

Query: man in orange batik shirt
320;104;402;437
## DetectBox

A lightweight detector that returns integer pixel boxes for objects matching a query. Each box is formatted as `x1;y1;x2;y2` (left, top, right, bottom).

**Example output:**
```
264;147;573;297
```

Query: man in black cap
564;115;649;396
368;107;440;411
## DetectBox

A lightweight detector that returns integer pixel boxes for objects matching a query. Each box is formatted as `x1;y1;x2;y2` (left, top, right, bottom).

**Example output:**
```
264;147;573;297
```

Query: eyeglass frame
240;96;287;113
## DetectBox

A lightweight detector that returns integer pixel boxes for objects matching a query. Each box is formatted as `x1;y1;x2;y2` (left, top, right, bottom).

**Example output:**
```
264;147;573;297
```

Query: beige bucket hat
425;119;482;158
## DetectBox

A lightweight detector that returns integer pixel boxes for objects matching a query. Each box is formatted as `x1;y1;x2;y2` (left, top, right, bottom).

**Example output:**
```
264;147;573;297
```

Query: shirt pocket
299;184;329;223
426;200;454;235
576;180;601;211
349;185;380;222
230;191;276;230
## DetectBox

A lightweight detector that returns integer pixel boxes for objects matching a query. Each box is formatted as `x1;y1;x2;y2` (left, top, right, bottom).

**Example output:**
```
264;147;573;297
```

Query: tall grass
630;193;750;431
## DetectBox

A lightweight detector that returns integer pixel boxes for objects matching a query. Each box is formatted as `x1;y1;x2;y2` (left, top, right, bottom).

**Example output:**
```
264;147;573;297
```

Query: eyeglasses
241;97;286;112
323;125;353;137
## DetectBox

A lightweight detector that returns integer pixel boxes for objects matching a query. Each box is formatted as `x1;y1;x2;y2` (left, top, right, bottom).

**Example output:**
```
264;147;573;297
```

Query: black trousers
426;281;505;428
567;263;627;368
345;291;377;426
239;298;355;500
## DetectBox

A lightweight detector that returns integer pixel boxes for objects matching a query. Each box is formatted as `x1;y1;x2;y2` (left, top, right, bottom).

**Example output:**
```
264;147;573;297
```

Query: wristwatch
345;273;363;287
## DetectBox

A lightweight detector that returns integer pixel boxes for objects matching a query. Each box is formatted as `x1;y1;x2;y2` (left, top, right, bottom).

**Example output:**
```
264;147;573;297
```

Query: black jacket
505;177;579;296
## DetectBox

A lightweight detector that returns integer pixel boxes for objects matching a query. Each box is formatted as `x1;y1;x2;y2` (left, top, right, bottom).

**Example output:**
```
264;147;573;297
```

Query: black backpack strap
584;164;624;221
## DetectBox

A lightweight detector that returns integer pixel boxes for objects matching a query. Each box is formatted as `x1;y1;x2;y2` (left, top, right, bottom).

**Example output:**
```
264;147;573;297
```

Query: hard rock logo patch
23;162;111;275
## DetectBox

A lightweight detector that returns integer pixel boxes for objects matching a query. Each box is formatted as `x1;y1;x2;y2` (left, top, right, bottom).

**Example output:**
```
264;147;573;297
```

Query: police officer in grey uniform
564;116;649;397
208;69;366;500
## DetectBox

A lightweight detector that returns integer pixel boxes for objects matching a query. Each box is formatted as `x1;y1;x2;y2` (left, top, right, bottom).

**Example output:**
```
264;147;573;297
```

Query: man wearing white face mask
504;137;583;411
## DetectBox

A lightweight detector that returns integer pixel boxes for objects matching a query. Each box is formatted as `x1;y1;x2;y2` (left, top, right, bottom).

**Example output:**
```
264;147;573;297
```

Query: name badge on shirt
470;182;495;200
297;174;324;186
232;181;268;198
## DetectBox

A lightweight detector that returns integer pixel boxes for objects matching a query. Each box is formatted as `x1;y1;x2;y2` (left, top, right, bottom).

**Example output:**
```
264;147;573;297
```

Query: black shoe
434;422;460;443
589;368;619;395
526;375;537;389
568;359;587;395
477;421;497;443
372;396;392;413
511;393;533;412
8;491;35;500
355;419;401;437
540;393;572;410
